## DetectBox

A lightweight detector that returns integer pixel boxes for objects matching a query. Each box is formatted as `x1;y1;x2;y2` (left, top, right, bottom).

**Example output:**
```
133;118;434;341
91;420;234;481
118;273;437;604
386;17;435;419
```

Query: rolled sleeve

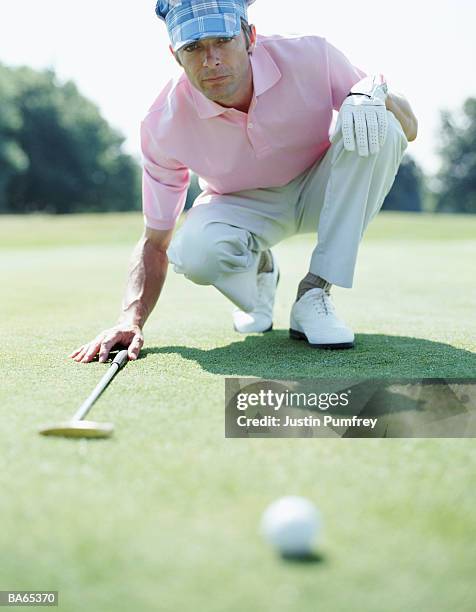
141;120;190;230
326;40;367;111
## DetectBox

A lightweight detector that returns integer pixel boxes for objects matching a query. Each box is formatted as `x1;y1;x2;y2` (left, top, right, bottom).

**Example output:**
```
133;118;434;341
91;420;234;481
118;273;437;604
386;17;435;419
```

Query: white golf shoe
289;288;355;349
233;251;280;334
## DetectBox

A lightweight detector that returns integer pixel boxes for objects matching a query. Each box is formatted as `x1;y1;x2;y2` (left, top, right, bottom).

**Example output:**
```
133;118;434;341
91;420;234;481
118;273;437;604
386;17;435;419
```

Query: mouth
203;75;230;83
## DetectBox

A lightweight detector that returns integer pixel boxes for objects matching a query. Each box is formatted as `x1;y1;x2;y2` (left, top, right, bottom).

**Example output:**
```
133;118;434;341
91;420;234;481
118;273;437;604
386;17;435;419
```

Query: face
171;27;256;108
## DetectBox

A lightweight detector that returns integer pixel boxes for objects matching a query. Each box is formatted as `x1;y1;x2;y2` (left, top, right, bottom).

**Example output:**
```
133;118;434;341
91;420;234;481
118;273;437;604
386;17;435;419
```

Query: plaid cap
155;0;256;51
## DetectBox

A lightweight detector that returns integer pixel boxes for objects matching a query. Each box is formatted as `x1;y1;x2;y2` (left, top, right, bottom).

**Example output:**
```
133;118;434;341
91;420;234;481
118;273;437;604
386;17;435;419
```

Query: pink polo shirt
141;33;367;230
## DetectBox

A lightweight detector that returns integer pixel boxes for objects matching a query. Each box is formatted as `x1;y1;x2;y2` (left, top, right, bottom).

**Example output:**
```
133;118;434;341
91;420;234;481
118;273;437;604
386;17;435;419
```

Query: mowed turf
1;211;475;612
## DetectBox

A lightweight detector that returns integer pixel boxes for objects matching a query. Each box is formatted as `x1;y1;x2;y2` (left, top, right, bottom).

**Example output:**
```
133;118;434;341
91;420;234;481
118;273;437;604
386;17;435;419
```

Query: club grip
112;349;129;369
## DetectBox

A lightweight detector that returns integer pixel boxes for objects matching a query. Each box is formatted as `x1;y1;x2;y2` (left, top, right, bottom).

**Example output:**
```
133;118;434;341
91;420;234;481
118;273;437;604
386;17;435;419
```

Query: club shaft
72;365;119;421
72;350;129;422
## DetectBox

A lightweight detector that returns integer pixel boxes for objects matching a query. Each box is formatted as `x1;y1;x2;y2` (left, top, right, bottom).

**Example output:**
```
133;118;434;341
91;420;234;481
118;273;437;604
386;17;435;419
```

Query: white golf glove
331;74;389;157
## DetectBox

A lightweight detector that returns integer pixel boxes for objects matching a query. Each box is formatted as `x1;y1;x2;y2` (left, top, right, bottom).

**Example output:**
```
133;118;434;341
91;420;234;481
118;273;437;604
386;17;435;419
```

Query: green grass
1;211;475;612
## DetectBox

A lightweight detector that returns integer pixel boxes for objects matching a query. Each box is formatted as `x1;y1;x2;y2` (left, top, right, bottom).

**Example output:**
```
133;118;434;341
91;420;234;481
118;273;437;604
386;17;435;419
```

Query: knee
168;222;219;285
168;218;254;286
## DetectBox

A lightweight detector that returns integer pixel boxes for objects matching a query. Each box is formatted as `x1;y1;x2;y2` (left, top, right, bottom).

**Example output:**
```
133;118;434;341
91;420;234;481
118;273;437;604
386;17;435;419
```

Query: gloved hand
331;74;389;157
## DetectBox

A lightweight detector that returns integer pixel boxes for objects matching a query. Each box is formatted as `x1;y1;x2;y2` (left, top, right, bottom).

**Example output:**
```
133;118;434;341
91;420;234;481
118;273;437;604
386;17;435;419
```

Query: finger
68;345;85;358
342;109;356;152
81;338;104;363
366;109;380;155
377;107;388;148
98;335;120;363
353;110;369;157
73;346;89;362
128;335;144;360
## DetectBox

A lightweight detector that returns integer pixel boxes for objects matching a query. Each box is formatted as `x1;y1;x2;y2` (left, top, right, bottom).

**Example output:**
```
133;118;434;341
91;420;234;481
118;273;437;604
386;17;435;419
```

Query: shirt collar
190;41;282;119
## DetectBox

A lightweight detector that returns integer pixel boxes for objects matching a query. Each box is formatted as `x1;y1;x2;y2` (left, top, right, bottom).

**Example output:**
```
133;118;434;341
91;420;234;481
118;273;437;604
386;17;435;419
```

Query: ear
248;24;257;53
169;43;183;67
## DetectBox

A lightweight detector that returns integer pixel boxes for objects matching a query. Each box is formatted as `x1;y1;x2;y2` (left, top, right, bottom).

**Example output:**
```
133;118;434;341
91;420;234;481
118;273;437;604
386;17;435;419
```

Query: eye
218;37;233;44
184;43;199;53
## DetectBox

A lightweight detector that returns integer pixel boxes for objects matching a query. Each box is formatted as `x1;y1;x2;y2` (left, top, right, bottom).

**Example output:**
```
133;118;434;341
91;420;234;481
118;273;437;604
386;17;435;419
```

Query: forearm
118;235;169;328
385;91;418;142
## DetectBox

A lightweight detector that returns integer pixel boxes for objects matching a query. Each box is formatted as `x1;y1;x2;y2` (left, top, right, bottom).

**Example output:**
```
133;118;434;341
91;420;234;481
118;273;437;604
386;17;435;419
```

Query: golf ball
261;496;320;556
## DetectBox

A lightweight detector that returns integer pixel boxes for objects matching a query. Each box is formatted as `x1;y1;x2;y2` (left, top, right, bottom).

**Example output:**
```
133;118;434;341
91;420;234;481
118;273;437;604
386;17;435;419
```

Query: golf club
39;349;129;439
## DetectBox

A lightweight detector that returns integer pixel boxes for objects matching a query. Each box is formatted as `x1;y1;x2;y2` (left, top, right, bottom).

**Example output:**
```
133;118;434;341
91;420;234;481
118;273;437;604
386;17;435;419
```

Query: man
69;0;418;364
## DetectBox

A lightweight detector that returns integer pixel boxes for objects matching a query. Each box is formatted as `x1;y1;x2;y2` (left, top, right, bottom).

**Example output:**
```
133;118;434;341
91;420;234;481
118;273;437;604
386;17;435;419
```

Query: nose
202;46;221;68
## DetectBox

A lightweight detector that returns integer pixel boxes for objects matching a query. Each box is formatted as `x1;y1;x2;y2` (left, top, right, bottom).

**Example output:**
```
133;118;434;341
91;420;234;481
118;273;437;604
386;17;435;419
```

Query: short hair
240;18;253;51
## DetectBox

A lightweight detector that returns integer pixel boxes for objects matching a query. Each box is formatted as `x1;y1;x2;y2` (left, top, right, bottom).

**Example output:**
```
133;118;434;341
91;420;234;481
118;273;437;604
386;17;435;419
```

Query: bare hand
68;323;144;363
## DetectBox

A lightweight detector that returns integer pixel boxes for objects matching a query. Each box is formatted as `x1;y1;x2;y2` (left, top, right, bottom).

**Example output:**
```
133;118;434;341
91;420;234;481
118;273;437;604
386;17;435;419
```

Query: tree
0;65;29;212
0;63;140;214
436;98;476;214
382;155;424;212
185;173;201;210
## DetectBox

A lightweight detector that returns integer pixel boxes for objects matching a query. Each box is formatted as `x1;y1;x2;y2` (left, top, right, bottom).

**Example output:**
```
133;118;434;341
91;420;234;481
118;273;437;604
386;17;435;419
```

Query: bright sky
1;0;475;175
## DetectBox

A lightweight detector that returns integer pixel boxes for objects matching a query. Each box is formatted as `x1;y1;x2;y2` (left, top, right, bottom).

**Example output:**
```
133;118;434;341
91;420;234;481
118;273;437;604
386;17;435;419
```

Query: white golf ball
261;496;320;556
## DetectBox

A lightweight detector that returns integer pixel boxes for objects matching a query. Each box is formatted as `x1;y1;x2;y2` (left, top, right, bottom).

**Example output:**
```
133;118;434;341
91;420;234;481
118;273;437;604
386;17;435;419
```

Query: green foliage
382;155;423;212
0;63;140;214
436;98;476;214
184;173;201;210
0;65;28;212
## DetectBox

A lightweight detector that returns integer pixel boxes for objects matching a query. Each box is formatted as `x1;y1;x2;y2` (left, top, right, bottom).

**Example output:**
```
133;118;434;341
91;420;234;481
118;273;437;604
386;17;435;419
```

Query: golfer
69;0;418;364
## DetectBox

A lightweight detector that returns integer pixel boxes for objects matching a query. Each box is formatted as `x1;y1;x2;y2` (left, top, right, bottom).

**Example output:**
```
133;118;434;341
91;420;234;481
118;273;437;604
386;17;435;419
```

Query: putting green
0;212;475;611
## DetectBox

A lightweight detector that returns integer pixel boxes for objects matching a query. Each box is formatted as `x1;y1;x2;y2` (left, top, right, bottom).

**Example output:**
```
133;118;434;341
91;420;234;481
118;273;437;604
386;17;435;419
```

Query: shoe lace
308;289;336;316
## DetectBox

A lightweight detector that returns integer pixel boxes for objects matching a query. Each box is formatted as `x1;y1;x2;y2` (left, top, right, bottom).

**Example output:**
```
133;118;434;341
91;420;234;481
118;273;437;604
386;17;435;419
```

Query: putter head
39;420;114;439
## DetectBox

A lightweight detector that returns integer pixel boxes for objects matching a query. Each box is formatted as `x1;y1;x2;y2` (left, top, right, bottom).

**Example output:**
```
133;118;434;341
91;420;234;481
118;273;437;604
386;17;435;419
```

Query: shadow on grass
141;331;476;378
280;551;326;565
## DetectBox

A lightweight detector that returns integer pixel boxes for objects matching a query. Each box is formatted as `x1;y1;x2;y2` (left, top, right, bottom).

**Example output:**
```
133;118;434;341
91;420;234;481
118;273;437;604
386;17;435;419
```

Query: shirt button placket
249;120;267;157
247;119;256;151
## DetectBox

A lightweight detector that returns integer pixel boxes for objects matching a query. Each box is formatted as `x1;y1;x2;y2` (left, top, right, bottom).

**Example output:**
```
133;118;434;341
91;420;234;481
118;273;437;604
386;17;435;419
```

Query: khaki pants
167;111;408;312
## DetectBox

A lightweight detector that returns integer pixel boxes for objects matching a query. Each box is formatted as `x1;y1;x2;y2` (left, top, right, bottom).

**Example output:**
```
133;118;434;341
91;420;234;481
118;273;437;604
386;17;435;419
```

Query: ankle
297;273;332;301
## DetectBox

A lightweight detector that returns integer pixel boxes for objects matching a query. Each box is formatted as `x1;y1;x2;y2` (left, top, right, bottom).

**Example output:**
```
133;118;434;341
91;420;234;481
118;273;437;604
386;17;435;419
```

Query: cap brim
173;30;240;52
